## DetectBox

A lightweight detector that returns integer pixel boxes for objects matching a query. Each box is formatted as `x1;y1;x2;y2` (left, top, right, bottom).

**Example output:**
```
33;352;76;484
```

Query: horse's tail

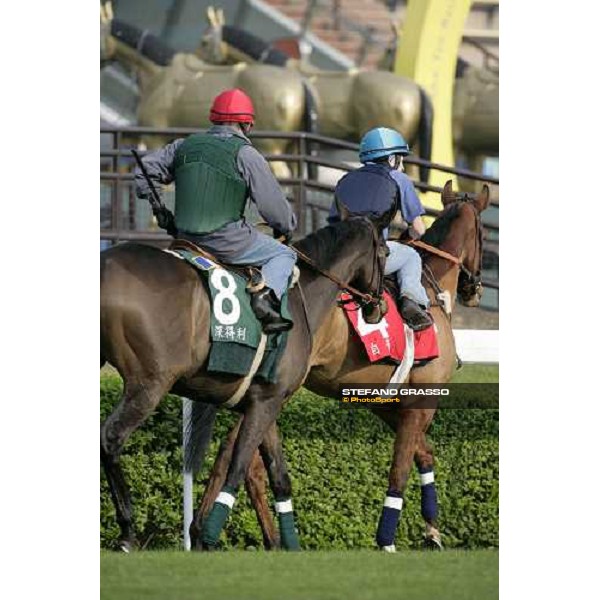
302;81;319;179
417;86;434;185
183;401;218;475
222;25;289;65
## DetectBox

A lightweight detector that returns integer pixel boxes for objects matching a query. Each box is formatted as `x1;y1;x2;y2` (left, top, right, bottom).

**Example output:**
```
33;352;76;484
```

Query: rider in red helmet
134;88;297;333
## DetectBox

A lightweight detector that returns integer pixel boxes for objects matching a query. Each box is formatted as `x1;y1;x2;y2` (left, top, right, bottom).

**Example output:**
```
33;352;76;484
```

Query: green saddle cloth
174;249;291;383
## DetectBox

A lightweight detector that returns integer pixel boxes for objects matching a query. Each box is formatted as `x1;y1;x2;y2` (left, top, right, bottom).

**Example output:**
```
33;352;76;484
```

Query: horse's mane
421;202;462;248
293;219;371;270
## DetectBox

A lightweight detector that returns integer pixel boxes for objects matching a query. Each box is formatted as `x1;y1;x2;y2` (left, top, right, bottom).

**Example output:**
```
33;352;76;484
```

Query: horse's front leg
200;393;284;549
190;416;241;549
190;415;280;550
246;447;281;550
376;408;422;552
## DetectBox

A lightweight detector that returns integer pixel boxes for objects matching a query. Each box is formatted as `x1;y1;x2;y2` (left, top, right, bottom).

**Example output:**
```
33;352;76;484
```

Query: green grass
101;550;498;600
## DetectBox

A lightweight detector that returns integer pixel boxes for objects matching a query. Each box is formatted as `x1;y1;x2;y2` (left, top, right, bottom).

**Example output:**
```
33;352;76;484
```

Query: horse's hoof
200;541;219;552
118;540;135;553
423;535;443;551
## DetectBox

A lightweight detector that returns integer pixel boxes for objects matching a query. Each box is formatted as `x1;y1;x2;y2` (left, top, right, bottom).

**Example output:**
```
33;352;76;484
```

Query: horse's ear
441;180;454;206
100;1;113;23
335;195;351;222
207;6;217;26
474;184;491;213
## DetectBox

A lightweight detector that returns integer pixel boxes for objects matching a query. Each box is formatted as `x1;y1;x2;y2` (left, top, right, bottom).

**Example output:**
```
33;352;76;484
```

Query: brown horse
100;204;392;552
188;181;490;550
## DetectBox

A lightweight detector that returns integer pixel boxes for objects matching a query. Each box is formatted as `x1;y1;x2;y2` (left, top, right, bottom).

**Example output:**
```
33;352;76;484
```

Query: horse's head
438;180;490;307
335;195;394;324
197;6;228;64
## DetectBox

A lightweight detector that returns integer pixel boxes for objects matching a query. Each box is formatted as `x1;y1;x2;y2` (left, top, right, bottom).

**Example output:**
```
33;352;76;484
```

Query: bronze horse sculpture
100;203;393;552
198;8;433;184
100;2;310;179
187;181;490;551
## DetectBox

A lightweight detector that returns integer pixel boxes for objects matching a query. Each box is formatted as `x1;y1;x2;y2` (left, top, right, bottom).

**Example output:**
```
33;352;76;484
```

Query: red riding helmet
209;88;255;124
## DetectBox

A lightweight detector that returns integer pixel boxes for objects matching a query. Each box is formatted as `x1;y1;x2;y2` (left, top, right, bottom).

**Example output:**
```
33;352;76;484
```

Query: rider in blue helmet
328;127;432;330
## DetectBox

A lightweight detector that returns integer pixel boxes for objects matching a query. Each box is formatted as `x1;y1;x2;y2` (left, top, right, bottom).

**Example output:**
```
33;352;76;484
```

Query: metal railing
100;127;498;291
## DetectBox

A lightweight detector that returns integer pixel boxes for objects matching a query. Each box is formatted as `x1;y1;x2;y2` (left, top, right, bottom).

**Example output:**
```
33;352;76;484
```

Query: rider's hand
273;229;293;244
154;207;177;236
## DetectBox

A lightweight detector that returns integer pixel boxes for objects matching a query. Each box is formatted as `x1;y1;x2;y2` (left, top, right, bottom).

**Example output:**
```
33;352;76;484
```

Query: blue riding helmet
358;127;410;163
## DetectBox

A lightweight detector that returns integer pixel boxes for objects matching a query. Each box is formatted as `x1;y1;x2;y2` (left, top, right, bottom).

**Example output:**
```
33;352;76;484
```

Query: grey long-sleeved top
134;125;297;255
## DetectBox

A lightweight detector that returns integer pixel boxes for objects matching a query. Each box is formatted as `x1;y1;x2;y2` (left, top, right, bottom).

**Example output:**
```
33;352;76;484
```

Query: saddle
341;284;439;366
169;238;265;292
165;238;292;384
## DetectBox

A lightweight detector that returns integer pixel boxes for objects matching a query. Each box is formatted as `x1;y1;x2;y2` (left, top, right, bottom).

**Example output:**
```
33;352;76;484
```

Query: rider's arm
389;170;426;238
237;145;297;236
134;139;184;199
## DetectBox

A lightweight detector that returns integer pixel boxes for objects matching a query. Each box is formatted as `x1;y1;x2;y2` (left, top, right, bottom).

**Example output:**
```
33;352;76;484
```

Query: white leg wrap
215;491;236;509
419;471;435;486
275;499;293;514
384;496;404;511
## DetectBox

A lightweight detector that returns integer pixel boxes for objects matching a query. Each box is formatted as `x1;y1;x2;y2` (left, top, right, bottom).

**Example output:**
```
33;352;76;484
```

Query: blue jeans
225;231;297;300
385;241;430;307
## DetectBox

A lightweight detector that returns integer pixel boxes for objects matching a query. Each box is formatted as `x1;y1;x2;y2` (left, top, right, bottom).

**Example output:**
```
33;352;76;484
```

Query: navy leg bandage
376;489;403;548
419;467;438;522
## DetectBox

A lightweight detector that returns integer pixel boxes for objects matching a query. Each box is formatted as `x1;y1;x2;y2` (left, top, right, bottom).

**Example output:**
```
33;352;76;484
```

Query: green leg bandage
201;486;236;547
275;499;300;551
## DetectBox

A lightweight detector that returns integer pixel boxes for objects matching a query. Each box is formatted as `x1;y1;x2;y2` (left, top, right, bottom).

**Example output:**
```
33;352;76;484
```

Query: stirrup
400;297;433;332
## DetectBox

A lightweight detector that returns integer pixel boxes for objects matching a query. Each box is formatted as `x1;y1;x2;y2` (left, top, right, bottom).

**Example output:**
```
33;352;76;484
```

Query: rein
291;246;378;306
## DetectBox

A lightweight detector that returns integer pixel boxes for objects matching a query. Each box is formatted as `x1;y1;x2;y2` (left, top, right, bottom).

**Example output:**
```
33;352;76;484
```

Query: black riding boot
250;287;293;334
400;296;433;331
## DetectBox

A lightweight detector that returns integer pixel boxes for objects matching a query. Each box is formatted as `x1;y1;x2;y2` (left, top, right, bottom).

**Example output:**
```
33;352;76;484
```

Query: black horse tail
302;81;319;179
222;25;289;65
183;401;218;476
417;86;434;185
111;18;175;66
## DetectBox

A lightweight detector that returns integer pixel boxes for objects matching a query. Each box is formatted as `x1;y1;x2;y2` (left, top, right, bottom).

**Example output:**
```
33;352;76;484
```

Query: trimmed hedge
100;375;498;550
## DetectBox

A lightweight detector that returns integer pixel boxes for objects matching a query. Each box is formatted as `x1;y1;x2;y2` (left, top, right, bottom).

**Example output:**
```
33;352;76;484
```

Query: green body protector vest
173;133;249;235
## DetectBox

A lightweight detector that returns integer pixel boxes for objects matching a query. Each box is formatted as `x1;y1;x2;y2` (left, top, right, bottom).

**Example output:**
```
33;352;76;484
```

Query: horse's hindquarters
101;244;210;381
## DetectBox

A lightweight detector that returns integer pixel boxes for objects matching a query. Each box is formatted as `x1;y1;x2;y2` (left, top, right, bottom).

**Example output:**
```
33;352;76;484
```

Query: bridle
456;200;484;302
407;196;484;303
292;216;388;313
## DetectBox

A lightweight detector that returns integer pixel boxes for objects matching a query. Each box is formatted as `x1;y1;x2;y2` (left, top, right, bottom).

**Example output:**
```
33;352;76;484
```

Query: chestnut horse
188;181;490;551
100;205;393;552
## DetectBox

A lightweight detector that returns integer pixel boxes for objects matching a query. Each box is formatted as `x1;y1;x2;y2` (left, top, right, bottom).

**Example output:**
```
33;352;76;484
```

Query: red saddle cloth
341;291;440;363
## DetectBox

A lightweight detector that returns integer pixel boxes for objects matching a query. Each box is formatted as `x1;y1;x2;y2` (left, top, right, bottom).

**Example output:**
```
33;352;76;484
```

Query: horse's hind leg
100;377;167;552
415;433;442;550
258;423;299;550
